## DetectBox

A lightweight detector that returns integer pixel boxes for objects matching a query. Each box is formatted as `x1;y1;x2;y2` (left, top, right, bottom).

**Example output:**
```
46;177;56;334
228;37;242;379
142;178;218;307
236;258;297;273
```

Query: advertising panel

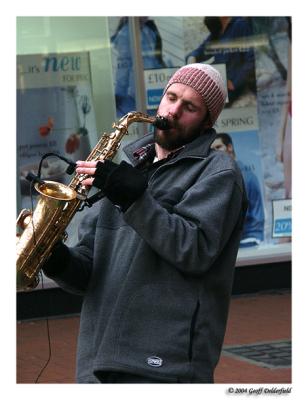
17;51;98;246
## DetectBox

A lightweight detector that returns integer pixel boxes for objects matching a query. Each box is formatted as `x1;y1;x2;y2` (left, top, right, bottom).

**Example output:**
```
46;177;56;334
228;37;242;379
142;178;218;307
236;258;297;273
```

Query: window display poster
108;16;181;118
252;17;291;243
187;17;291;246
213;107;265;248
17;51;98;246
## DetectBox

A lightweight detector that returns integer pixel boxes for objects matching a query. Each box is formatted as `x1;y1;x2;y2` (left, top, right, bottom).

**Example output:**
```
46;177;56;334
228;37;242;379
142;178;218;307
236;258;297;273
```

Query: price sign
144;68;178;110
272;199;292;238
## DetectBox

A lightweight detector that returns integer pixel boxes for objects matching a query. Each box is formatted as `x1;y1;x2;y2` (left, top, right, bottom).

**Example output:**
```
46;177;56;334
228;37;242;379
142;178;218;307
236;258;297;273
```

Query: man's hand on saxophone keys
76;159;148;212
76;160;101;187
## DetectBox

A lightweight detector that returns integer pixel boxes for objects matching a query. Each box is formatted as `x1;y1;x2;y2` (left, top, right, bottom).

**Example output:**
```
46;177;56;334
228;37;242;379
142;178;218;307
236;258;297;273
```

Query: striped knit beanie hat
164;63;227;126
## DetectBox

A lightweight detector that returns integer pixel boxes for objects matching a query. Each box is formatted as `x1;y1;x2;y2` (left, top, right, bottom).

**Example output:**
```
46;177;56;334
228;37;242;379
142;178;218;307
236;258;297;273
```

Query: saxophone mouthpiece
153;115;170;131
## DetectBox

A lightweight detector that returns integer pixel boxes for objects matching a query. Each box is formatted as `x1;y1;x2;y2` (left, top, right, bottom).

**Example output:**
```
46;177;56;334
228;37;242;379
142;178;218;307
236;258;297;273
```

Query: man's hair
216;132;233;146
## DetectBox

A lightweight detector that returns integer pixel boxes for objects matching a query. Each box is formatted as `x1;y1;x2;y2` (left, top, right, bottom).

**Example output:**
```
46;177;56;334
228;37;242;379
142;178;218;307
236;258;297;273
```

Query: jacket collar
123;128;217;166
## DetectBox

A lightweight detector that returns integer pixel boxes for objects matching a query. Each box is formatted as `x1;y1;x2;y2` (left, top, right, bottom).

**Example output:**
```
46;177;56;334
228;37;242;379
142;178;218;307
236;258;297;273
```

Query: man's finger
76;167;97;175
81;177;94;186
76;160;98;168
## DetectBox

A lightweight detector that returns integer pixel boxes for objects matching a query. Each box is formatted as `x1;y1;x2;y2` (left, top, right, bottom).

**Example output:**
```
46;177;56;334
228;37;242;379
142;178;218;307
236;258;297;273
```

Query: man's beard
154;120;205;151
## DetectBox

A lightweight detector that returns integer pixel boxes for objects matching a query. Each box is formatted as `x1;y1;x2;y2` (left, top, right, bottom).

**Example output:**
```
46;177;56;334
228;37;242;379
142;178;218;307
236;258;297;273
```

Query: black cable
28;180;52;383
29;181;37;246
37;152;76;178
34;272;52;384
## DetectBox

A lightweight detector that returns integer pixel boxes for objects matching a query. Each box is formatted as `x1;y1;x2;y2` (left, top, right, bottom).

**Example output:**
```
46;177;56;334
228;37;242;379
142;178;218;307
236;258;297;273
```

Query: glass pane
109;16;291;256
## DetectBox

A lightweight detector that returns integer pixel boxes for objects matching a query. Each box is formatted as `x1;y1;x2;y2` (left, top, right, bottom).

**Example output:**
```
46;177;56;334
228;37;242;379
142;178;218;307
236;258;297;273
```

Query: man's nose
168;101;182;119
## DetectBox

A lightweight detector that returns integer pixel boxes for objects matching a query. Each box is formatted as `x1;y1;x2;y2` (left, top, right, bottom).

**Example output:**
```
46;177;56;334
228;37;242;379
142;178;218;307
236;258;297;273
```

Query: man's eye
167;94;176;101
185;104;196;112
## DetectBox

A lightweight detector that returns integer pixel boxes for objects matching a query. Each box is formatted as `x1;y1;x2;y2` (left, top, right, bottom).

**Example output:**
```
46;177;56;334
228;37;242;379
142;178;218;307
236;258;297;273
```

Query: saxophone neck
116;111;170;131
115;111;155;131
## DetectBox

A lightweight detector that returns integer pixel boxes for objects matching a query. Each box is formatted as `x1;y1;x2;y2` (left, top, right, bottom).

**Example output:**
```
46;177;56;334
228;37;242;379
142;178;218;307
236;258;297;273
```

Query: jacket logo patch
146;356;163;367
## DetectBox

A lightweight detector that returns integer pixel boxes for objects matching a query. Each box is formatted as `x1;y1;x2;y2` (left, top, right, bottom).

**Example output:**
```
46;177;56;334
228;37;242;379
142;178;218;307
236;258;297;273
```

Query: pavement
16;289;291;384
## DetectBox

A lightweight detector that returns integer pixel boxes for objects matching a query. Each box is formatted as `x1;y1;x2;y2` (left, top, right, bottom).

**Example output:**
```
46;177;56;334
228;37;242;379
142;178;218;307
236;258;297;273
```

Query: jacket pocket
115;283;198;377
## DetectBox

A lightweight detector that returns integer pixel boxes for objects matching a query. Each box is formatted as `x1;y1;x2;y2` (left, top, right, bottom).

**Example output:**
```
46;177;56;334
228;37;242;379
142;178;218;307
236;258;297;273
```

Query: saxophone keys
16;209;32;232
61;231;68;242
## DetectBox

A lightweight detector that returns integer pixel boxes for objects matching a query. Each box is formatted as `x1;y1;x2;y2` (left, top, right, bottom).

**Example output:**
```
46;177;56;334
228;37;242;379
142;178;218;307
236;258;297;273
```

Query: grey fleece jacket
44;129;246;383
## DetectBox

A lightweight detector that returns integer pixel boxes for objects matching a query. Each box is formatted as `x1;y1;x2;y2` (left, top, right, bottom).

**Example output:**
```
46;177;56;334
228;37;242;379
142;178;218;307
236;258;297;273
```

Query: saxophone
16;111;169;291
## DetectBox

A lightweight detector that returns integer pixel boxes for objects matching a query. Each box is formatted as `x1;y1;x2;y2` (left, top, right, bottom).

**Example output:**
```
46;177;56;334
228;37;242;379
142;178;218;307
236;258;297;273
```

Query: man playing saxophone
43;64;247;383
